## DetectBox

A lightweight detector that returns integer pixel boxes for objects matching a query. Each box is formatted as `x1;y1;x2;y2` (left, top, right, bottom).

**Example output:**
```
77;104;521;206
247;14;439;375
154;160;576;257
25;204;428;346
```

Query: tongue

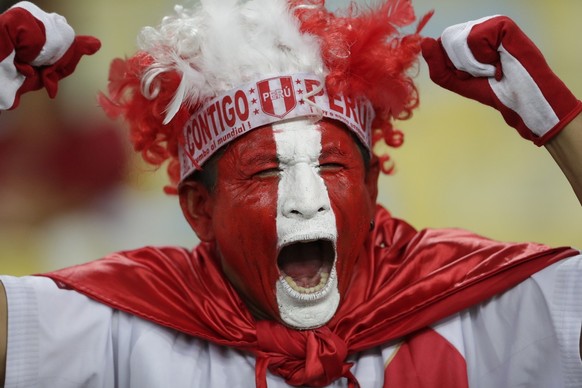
278;242;324;288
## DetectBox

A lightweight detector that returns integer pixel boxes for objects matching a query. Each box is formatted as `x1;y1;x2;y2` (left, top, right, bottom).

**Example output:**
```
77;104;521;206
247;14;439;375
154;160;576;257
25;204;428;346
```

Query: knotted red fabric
255;321;357;387
41;206;577;386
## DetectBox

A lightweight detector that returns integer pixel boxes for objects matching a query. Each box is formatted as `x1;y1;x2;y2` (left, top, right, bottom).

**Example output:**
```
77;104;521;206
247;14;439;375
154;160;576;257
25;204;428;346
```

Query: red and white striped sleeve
0;1;100;111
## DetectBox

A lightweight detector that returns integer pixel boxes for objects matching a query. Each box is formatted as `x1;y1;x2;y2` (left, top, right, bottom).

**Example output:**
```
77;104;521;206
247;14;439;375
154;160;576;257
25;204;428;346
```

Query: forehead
225;119;361;162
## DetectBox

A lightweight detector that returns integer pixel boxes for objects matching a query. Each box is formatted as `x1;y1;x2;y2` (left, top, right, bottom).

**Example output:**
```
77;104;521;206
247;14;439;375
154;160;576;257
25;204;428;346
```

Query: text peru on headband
178;72;375;180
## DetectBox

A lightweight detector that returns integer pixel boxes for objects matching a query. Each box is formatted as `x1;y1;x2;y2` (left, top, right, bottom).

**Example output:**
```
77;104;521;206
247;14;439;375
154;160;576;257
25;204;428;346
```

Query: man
0;0;581;387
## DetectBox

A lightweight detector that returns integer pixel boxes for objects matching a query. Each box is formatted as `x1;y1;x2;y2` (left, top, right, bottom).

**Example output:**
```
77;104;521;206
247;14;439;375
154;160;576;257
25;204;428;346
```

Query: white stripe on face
273;118;340;329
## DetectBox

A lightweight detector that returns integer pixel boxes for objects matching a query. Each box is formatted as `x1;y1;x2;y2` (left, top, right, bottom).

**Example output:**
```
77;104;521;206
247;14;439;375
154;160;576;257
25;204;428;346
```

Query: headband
178;72;374;180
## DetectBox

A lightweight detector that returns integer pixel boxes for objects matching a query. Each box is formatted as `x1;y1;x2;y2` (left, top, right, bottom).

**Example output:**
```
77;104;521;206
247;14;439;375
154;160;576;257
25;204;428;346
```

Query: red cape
40;206;577;387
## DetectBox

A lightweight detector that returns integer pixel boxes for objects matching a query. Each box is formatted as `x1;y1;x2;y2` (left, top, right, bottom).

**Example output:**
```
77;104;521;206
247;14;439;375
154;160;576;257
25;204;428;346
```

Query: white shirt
2;254;582;387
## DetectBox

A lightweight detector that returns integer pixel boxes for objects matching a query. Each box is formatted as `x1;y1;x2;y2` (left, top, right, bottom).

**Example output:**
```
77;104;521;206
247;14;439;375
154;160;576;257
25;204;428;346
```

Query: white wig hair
137;0;325;123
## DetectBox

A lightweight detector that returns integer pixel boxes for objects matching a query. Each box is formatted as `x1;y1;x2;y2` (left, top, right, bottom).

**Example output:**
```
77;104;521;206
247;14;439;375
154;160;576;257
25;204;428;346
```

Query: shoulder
430;253;582;386
434;252;582;337
1;274;99;308
1;275;117;339
0;274;244;387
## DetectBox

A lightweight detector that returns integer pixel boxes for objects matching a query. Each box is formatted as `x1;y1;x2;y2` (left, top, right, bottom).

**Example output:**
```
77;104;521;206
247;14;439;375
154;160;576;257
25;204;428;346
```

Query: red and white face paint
177;73;374;181
273;119;339;328
208;118;374;328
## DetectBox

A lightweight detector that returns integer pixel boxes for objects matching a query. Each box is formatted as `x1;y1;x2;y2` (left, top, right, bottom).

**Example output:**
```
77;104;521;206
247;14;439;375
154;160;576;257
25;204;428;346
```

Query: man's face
186;118;378;328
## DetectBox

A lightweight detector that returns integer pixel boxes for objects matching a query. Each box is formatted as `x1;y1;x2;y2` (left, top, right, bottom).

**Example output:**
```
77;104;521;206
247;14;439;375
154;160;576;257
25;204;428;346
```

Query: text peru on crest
181;75;372;165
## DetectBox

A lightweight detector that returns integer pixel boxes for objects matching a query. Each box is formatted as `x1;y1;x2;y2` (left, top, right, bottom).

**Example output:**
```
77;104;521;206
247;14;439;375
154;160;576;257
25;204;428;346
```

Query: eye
253;167;281;178
319;162;344;172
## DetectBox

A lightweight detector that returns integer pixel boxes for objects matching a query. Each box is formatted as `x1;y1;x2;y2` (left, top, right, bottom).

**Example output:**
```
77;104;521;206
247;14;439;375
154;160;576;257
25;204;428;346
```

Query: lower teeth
284;272;329;294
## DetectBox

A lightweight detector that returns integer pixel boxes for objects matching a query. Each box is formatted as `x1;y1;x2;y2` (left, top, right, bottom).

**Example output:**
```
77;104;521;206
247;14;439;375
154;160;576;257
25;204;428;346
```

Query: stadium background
0;0;580;275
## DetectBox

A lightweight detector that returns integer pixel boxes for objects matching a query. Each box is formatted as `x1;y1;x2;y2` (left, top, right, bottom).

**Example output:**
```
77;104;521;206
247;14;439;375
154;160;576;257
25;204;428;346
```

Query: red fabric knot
254;320;358;388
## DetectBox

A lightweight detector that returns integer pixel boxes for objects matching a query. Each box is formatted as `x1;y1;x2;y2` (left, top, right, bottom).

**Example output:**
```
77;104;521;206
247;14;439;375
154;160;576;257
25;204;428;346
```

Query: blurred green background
0;0;580;275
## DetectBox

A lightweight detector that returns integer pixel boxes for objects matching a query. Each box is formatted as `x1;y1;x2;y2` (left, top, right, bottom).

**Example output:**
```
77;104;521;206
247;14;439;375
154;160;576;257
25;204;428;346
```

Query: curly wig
99;0;431;193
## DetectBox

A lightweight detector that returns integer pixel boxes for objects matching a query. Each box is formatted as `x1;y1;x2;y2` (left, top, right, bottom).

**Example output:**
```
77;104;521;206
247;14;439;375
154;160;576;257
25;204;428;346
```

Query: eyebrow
239;152;279;167
319;146;350;160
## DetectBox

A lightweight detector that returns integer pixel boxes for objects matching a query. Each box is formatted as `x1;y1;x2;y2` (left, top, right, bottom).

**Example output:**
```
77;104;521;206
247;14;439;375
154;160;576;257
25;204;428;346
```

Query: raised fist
0;1;101;110
421;15;582;146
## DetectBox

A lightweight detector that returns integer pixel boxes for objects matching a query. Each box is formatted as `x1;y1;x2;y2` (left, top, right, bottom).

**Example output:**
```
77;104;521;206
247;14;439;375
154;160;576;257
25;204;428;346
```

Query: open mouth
277;239;335;295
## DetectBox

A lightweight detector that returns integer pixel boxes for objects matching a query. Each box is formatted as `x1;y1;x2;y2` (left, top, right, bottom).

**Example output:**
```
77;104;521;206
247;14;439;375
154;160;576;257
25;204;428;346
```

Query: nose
280;163;331;219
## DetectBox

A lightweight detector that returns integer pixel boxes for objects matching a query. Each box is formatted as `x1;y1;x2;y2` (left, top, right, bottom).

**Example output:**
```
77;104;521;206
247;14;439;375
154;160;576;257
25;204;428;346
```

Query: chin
275;264;340;329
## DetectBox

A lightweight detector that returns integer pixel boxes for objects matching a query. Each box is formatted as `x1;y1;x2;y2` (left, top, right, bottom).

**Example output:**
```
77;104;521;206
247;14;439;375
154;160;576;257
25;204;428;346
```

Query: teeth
284;272;329;294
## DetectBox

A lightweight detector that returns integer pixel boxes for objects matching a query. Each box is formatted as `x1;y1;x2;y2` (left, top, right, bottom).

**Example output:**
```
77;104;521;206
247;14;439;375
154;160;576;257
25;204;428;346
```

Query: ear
179;181;215;242
365;155;380;205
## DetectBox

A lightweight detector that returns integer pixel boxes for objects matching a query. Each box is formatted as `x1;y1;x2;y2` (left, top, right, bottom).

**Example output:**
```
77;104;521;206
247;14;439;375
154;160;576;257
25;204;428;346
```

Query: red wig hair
99;0;431;193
